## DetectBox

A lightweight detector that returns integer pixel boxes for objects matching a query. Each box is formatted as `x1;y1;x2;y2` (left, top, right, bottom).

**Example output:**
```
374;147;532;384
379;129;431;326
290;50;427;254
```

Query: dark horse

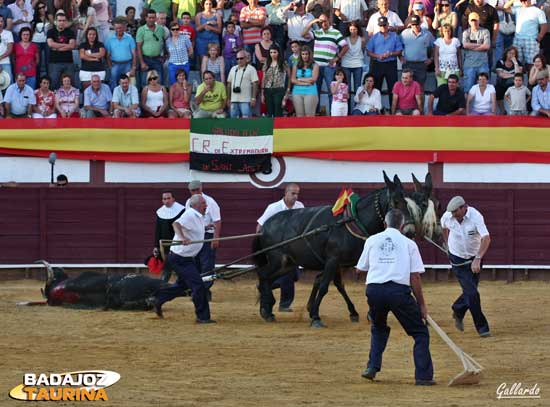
253;172;423;328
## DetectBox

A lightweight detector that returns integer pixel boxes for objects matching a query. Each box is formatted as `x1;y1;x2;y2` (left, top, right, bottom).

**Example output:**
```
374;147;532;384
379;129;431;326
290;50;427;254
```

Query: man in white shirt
441;196;491;338
366;0;404;36
153;190;185;282
256;183;304;312
356;209;434;385
186;180;222;297
152;194;215;323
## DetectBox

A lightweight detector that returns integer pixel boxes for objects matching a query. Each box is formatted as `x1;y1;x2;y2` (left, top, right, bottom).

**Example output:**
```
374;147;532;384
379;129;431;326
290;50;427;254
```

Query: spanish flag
332;188;353;216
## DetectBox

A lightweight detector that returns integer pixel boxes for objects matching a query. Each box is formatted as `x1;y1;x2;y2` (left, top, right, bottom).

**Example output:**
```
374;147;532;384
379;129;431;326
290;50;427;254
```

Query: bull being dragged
39;260;171;310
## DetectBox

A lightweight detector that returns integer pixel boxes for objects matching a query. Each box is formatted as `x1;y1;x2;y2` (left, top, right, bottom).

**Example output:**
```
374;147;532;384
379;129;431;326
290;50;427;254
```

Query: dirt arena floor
1;277;549;407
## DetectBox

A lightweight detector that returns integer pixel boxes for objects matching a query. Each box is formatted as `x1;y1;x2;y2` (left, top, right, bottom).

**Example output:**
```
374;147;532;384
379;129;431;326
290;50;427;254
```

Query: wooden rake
426;315;484;386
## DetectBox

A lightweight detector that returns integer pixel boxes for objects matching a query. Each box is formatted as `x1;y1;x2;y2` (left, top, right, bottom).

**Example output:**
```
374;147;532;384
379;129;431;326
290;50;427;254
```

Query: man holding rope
151;194;215;323
441;196;491;338
356;209;435;386
256;183;304;312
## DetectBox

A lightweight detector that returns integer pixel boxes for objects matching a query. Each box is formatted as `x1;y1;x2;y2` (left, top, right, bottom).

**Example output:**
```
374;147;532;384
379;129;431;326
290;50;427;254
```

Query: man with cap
366;0;404;37
185;180;221;296
441;196;491;338
256;183;304;312
366;15;403;107
462;12;491;92
356;209;434;386
531;70;550;117
400;14;434;87
154;190;186;282
152;194;215;323
461;0;499;49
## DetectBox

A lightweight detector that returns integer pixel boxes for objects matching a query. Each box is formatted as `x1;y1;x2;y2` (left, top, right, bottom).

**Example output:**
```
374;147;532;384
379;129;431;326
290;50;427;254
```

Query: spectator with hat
0;65;10;96
366;15;403;107
531;69;550;117
462;12;491;92
400;14;434;87
441;196;491;338
405;2;433;31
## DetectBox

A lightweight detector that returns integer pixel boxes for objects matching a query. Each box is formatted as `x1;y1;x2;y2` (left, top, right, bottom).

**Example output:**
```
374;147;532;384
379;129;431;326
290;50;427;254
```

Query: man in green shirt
193;70;227;118
136;9;166;85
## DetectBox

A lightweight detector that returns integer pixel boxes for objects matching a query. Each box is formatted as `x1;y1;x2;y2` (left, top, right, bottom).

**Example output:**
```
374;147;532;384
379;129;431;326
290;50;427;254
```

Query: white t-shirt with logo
356;227;425;286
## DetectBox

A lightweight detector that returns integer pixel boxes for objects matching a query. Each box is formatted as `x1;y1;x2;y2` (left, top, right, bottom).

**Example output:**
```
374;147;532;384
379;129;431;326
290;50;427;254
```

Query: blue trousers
141;56;164;86
196;232;216;290
366;282;433;381
316;65;336;114
450;253;490;334
156;253;211;321
110;61;131;90
272;268;298;308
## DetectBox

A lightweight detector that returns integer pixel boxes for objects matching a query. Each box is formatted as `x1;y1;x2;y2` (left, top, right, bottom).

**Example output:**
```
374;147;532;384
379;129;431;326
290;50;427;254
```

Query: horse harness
343;191;386;241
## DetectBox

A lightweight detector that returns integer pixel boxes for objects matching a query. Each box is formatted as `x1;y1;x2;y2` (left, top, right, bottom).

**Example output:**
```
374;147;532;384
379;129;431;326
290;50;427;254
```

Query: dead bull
39;260;170;310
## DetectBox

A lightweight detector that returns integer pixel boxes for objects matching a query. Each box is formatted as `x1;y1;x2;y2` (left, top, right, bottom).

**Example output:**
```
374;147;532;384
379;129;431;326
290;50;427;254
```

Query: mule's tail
252;235;267;267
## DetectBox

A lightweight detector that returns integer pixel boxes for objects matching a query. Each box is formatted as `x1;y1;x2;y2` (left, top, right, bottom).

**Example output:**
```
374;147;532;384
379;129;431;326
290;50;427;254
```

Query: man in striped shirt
302;13;349;114
240;0;267;62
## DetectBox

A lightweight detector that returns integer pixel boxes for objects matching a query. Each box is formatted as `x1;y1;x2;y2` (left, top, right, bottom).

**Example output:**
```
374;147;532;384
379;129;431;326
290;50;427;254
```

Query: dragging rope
423;236;473;267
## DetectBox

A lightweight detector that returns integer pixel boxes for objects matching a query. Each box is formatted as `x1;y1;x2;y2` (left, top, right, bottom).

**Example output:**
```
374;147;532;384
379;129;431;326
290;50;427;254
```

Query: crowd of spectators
0;0;549;119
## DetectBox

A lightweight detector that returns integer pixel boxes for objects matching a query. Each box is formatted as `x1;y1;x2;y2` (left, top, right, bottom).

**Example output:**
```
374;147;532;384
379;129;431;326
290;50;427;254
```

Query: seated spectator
55;73;80;117
428;74;465;115
141;69;169;118
105;19;136;90
391;68;423;115
466;72;496;115
528;54;549;88
83;73;112;117
79;27;106;89
32;75;56;118
168;69;192;118
531;70;550;117
13;27;38;89
112;73;140;117
330;68;349;117
352;74;382;115
222;21;242;79
193;69;227;118
166;20;193;84
4;73;35;118
291;46;319;117
201;42;224;83
496;46;523;114
0;14;14;83
505;73;531;116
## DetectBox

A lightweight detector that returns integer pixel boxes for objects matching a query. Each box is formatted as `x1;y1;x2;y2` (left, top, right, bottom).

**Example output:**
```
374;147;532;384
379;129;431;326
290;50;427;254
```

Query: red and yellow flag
332;188;353;216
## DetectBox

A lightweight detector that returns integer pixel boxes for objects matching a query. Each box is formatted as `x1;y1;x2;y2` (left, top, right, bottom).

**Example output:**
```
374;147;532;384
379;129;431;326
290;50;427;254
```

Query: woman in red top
14;27;39;90
168;69;192;118
32;76;57;118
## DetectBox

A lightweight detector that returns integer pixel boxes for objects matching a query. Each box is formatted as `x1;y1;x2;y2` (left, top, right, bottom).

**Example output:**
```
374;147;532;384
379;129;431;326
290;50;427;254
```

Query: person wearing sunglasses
432;1;457;37
227;49;259;118
136;9;166;86
166;22;193;85
141;69;169;117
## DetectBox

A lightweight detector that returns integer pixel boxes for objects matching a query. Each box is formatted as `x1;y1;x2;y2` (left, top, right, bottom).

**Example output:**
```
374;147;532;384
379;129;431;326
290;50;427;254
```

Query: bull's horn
35;259;54;283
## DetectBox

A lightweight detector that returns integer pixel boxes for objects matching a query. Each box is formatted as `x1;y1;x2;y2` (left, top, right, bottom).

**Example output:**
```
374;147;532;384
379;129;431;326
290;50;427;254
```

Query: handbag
499;14;515;35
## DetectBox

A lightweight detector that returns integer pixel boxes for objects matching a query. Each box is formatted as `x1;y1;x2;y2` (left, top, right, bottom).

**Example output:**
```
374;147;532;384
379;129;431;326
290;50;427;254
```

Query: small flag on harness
332;188;353;216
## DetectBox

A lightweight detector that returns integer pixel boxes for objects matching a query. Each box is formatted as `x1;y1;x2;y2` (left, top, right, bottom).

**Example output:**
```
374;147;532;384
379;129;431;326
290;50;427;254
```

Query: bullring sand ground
1;278;549;406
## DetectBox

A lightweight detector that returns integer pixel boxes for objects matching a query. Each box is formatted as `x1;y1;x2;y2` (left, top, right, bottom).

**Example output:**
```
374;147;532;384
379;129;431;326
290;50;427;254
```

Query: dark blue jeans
272;268;299;308
366;282;433;381
450;253;490;334
196;232;216;290
141;56;164;86
156;253;211;321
